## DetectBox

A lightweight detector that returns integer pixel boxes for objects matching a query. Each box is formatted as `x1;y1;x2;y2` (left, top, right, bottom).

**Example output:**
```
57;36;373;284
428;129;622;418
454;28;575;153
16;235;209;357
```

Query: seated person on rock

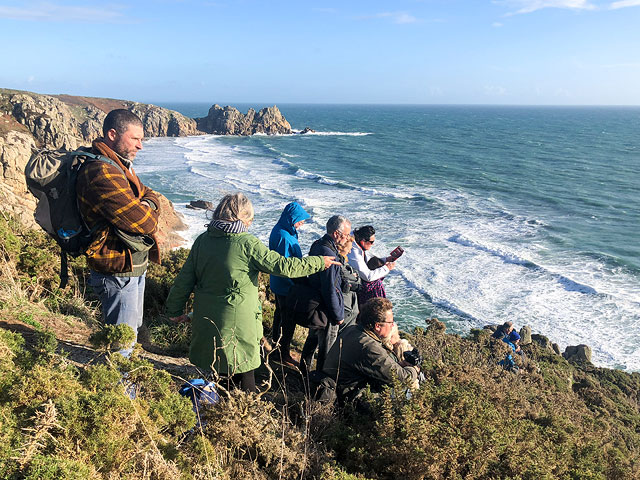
493;321;521;354
322;297;420;402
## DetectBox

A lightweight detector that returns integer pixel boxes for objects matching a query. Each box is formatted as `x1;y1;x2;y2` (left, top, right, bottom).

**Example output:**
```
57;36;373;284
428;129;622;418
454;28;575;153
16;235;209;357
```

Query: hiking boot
272;351;299;368
280;354;299;368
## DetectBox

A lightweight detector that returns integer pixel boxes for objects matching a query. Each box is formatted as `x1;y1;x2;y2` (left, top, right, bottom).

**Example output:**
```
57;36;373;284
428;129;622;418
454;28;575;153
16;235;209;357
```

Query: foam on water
135;132;640;372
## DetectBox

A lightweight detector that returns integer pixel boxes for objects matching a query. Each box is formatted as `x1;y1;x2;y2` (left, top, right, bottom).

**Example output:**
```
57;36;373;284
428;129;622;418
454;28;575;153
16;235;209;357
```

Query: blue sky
1;0;639;105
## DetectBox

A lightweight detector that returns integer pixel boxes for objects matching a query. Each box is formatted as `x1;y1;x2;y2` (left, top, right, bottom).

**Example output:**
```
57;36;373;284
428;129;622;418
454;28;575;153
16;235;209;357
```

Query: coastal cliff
0;89;193;246
0;88;296;241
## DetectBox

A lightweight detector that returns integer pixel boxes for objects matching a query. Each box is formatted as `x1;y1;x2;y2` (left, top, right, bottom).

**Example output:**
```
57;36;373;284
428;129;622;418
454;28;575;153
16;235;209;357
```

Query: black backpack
24;147;117;288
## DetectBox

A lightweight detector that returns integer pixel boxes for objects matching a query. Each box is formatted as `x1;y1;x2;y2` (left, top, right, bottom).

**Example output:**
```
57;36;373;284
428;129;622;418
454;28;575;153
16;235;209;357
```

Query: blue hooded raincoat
268;202;311;296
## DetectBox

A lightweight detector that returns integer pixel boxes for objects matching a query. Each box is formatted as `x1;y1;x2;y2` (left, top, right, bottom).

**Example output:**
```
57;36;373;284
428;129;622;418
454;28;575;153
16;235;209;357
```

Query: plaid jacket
76;140;160;274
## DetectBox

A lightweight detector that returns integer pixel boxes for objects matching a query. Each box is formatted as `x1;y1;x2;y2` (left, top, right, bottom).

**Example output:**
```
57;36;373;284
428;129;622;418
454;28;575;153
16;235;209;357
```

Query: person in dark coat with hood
268;202;311;366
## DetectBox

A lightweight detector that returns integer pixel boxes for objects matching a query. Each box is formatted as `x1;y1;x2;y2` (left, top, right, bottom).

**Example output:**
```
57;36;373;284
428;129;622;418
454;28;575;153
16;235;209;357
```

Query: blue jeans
89;270;146;357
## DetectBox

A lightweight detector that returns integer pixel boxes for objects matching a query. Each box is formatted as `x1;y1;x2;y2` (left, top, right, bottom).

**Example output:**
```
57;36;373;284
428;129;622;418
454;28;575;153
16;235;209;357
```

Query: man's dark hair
359;297;392;329
102;109;143;136
354;225;375;243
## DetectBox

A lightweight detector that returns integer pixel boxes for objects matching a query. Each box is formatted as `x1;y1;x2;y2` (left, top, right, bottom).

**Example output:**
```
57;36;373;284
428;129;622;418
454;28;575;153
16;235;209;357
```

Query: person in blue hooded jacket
268;202;311;366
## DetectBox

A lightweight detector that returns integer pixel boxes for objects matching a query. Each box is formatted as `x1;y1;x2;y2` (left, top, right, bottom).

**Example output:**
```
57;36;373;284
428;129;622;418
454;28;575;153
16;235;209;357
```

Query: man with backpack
76;109;161;357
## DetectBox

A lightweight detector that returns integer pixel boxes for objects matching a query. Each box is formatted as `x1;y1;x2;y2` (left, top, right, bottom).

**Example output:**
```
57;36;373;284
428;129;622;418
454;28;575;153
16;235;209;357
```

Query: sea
134;104;640;372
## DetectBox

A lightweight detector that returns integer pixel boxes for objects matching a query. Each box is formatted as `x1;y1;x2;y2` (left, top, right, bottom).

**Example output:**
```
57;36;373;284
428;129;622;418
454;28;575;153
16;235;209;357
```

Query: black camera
403;348;423;367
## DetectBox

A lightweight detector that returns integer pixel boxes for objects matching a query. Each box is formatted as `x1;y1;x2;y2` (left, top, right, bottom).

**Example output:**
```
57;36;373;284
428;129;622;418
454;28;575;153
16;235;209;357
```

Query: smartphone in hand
389;246;404;260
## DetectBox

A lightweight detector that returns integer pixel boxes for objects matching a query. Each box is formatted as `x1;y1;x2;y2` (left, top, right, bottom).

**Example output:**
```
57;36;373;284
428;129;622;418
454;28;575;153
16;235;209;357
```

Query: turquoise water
136;104;640;371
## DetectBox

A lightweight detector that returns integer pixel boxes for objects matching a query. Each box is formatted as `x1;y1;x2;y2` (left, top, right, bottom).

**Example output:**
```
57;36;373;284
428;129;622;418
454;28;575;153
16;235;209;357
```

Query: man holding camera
322;297;420;402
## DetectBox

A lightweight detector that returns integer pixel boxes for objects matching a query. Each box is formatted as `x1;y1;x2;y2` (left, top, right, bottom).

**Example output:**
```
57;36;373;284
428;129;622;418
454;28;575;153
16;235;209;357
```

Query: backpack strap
69;150;123;173
60;251;69;290
57;151;121;290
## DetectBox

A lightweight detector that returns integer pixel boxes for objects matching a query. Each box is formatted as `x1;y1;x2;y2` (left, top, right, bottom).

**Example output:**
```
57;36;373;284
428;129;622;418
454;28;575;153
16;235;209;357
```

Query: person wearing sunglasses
348;225;397;306
322;297;420;404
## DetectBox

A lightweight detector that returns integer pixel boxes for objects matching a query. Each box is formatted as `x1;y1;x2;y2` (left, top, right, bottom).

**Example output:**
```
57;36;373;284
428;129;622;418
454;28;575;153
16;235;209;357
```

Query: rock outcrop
186;200;213;210
128;102;199;137
531;333;552;350
1;90;199;148
196;104;292;135
563;345;592;364
519;325;532;345
0;128;37;227
154;194;189;251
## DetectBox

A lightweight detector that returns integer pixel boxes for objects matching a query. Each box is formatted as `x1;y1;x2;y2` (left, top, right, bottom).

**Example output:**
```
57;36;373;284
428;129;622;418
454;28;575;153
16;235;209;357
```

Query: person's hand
337;319;344;325
170;314;191;324
385;261;396;271
322;256;341;269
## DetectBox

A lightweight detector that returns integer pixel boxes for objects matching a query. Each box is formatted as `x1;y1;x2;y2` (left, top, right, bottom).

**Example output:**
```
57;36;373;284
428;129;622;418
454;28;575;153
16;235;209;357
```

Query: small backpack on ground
24;147;118;288
179;379;220;428
307;370;337;405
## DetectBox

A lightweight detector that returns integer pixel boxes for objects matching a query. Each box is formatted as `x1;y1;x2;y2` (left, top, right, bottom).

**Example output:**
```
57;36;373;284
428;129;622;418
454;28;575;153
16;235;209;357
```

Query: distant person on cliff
493;321;522;354
323;298;420;403
300;215;351;374
166;193;339;393
77;109;160;357
348;225;400;306
268;201;311;367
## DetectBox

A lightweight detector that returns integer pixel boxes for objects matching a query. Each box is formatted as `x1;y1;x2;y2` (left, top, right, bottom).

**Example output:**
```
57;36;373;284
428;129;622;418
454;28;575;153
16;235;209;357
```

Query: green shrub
33;329;58;364
22;455;98;480
144;248;190;319
88;324;136;352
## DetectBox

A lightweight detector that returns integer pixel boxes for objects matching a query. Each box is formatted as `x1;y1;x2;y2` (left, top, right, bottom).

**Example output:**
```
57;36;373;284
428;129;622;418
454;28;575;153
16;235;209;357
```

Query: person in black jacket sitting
323;297;420;402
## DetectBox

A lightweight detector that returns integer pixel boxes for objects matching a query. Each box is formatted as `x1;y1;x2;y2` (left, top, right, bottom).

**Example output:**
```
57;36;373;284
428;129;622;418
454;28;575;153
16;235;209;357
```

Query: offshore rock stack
195;104;292;135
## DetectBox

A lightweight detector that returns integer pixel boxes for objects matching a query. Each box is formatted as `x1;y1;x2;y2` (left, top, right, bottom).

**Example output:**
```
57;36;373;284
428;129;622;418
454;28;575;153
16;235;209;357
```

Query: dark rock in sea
563;344;592;364
195;104;292;135
187;200;213;210
531;334;551;350
299;127;315;134
519;325;532;345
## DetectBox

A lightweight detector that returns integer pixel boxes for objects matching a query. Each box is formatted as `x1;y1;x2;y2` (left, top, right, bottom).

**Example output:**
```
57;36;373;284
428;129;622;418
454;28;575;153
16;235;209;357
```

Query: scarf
210;219;248;234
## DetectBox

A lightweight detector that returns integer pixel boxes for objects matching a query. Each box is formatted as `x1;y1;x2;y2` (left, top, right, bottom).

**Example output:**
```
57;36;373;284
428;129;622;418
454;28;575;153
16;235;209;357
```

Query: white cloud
610;0;640;9
360;11;420;24
0;2;128;22
496;0;597;15
492;21;504;26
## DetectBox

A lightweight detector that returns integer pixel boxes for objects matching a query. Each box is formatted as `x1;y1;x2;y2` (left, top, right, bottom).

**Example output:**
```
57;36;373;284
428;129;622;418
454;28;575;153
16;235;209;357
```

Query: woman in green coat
167;193;337;392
